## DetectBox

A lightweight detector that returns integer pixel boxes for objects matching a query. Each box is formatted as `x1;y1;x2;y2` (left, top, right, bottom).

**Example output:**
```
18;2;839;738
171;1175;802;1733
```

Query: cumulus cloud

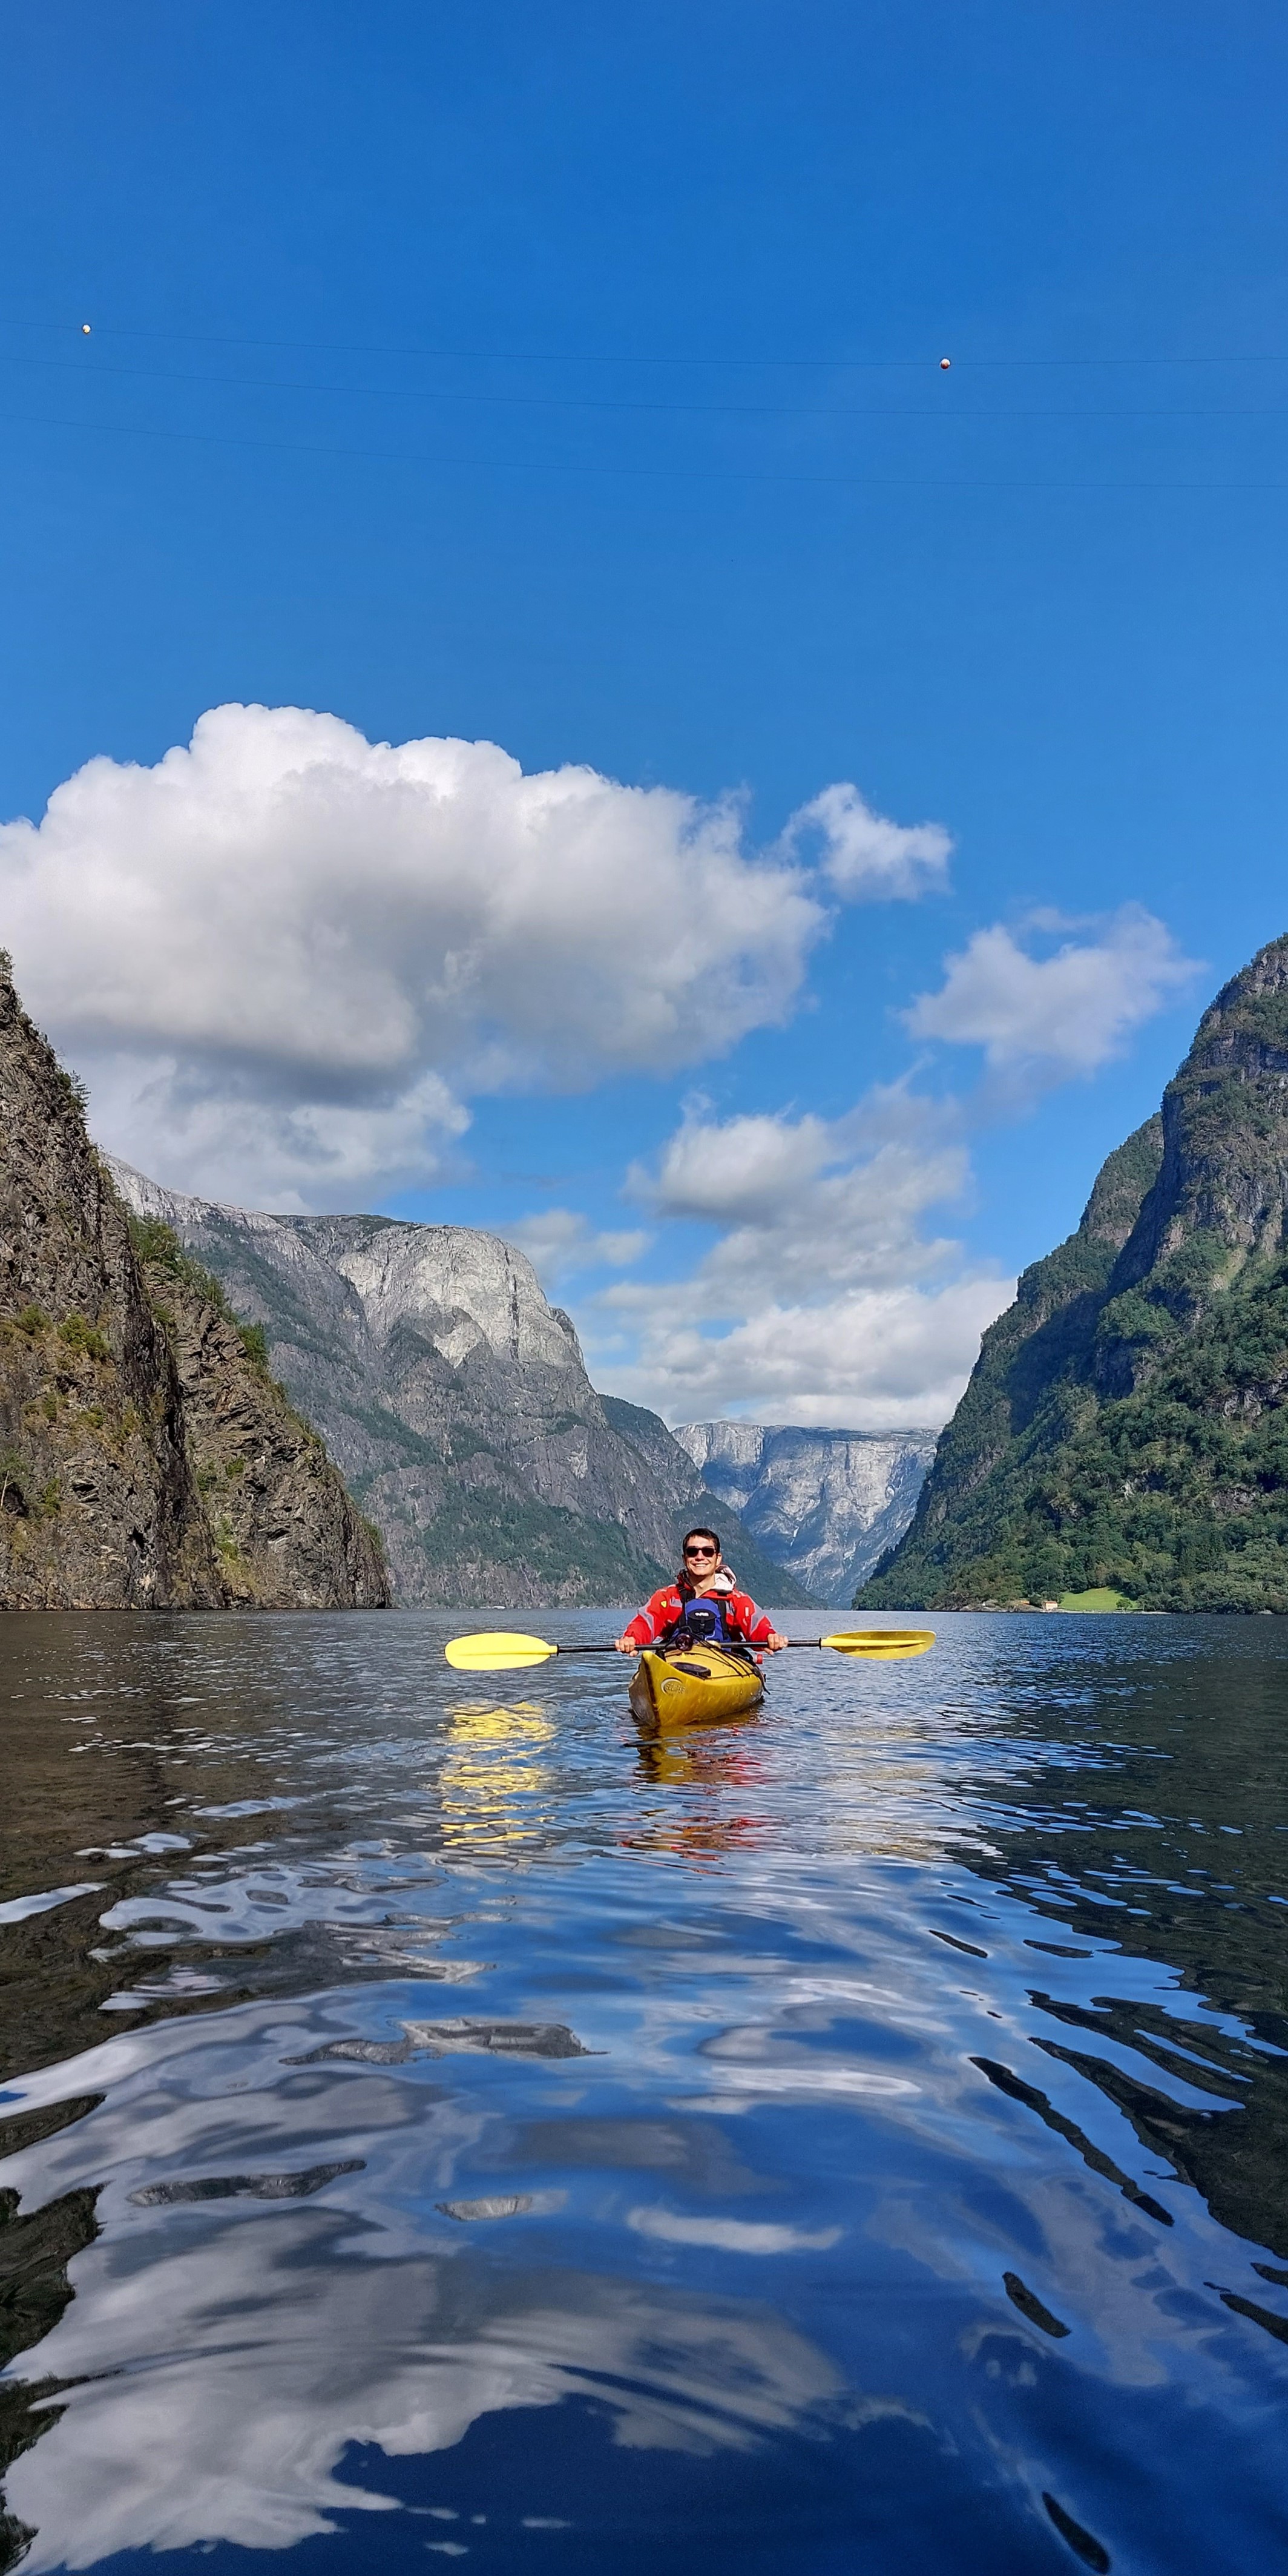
630;1090;968;1305
780;783;951;900
904;906;1199;1084
585;1092;1011;1427
591;1274;1009;1429
507;1207;651;1284
79;1055;470;1214
0;704;829;1205
9;2206;851;2565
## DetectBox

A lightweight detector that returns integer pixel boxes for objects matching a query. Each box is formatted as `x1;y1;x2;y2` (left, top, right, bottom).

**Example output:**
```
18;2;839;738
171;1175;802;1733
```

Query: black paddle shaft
556;1639;813;1656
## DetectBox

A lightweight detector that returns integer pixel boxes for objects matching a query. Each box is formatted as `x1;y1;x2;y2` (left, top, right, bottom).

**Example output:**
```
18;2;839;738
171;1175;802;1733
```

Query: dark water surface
1;1611;1286;2576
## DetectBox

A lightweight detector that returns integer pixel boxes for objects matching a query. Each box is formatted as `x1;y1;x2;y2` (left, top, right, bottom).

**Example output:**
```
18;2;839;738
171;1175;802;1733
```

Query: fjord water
1;1616;1286;2576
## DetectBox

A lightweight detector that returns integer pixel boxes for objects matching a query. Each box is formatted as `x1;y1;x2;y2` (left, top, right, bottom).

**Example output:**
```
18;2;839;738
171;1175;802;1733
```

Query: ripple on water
0;1607;1286;2574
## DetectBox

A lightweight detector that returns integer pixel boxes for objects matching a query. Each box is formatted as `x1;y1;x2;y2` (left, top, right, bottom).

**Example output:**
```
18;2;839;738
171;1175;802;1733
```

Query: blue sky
1;1;1286;1424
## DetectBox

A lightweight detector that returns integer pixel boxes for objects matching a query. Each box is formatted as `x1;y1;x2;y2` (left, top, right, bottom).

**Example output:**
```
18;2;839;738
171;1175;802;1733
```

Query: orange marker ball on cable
939;355;951;370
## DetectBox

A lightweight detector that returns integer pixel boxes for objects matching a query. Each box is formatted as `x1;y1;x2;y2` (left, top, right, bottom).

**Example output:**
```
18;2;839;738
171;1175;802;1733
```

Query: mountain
131;1220;389;1608
0;962;386;1610
107;1164;809;1609
859;931;1288;1612
674;1423;938;1604
599;1398;815;1608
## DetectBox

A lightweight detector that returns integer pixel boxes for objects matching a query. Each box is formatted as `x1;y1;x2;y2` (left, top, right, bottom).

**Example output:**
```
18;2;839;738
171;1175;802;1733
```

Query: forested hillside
859;931;1288;1612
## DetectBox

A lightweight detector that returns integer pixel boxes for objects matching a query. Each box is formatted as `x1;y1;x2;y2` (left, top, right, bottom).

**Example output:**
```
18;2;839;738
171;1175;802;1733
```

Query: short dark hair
682;1526;721;1555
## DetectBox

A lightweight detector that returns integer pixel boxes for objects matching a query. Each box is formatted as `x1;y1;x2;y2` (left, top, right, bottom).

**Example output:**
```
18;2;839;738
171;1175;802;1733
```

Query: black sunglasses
684;1544;718;1558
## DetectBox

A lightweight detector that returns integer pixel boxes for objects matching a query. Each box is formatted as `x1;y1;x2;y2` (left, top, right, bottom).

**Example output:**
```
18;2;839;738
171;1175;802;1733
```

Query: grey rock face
143;1258;389;1609
599;1398;815;1607
108;1164;794;1607
0;981;218;1609
674;1423;939;1604
0;966;382;1610
1108;932;1288;1308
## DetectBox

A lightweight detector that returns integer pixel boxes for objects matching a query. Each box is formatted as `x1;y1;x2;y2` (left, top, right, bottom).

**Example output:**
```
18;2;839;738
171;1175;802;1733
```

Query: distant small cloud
627;1089;969;1301
905;905;1200;1088
507;1207;649;1285
628;2208;843;2254
588;1089;1011;1426
781;782;951;901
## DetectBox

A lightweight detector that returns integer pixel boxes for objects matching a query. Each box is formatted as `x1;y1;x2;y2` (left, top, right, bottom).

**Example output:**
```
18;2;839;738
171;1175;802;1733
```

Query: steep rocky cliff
134;1225;389;1608
0;963;386;1610
108;1165;798;1607
859;931;1288;1611
600;1398;815;1607
675;1422;938;1604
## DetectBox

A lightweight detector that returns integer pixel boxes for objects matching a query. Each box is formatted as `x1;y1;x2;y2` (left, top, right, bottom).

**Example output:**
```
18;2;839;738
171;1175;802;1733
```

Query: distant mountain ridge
598;1397;815;1606
108;1162;810;1609
859;930;1288;1612
674;1421;938;1604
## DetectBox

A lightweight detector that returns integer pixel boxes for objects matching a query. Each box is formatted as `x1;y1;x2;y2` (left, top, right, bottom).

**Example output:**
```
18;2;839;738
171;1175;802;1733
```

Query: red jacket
622;1581;776;1651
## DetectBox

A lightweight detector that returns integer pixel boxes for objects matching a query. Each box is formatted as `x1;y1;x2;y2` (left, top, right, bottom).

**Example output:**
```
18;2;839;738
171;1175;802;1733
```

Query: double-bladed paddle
444;1628;934;1672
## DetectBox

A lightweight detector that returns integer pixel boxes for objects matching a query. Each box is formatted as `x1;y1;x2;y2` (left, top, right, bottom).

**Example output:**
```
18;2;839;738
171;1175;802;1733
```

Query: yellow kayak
628;1643;764;1730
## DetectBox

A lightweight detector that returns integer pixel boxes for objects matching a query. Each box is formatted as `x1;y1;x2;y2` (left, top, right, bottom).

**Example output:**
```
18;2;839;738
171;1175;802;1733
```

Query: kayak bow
628;1643;764;1730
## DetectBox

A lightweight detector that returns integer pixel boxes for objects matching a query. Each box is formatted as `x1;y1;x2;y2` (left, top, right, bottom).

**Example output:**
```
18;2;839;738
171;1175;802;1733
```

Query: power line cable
5;314;1288;371
4;347;1287;421
2;401;1285;494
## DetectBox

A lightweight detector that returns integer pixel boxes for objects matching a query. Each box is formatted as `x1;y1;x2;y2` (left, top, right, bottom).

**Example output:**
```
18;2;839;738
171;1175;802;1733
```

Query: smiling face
682;1536;721;1584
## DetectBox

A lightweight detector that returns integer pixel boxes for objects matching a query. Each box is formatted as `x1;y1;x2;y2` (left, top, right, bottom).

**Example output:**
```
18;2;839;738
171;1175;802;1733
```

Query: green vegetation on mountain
859;931;1288;1612
0;964;386;1610
402;1481;669;1606
126;1213;277;1379
110;1163;812;1609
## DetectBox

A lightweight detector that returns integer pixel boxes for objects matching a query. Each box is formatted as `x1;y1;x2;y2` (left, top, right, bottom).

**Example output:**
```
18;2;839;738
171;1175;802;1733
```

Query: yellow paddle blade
818;1629;935;1659
444;1631;557;1672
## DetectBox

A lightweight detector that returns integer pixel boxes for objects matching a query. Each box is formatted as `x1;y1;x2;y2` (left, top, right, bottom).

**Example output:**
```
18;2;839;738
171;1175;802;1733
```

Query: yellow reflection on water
628;1713;775;1863
446;1702;556;1747
628;1701;981;1869
438;1701;556;1848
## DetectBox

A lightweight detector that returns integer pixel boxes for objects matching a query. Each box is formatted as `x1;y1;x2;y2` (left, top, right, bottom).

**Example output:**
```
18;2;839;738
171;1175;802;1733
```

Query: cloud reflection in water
8;2207;863;2566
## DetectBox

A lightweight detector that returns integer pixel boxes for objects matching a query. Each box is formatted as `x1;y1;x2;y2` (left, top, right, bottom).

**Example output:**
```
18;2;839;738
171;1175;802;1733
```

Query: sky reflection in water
1;1610;1286;2575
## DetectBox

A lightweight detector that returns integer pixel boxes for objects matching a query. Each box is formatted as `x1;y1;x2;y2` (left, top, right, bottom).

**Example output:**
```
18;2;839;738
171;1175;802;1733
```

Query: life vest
662;1576;743;1648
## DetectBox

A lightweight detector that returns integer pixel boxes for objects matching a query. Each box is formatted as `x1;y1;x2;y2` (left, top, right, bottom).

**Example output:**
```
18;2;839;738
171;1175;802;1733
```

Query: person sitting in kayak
615;1529;788;1656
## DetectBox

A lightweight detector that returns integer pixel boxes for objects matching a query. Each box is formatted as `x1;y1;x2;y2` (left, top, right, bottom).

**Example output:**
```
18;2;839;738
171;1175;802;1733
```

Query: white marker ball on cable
81;323;91;335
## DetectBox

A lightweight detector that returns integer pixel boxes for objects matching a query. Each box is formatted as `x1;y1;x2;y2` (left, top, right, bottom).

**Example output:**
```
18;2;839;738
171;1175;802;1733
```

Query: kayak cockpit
628;1643;764;1730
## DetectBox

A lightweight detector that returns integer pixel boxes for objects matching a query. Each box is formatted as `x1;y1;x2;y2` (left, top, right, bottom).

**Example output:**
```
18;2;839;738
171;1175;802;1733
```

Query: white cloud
780;782;951;900
632;1090;968;1304
0;704;828;1206
76;1053;470;1214
8;2207;851;2565
592;1275;1011;1430
904;906;1199;1082
507;1207;651;1284
584;1092;1012;1427
582;898;1195;1424
628;2209;843;2254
